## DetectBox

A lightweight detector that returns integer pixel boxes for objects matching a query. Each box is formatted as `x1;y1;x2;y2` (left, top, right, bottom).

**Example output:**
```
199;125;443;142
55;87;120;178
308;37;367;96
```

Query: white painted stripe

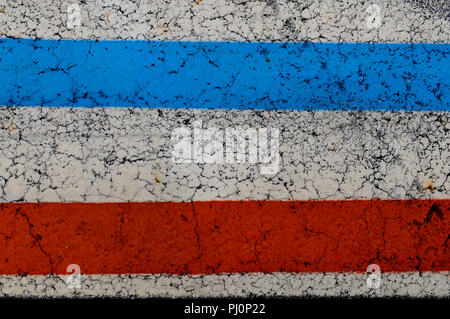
0;107;448;202
0;0;448;43
0;272;448;297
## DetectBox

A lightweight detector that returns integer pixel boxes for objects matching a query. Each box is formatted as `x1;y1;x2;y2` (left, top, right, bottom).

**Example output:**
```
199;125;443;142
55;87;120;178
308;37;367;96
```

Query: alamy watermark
366;264;381;289
67;3;81;30
66;264;81;289
171;120;280;175
365;4;382;29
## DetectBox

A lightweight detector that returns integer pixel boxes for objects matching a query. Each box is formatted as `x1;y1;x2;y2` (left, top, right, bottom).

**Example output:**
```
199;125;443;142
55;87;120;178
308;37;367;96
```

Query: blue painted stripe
0;38;448;111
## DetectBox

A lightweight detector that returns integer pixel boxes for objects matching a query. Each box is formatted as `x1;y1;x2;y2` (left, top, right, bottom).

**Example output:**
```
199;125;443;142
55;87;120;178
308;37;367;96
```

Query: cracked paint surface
0;200;448;297
0;0;448;43
0;109;448;202
0;39;448;110
0;0;449;298
0;273;448;297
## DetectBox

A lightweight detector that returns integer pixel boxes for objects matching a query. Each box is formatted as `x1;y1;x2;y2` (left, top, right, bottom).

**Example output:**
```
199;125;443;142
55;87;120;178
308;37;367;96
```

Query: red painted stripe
0;200;448;275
